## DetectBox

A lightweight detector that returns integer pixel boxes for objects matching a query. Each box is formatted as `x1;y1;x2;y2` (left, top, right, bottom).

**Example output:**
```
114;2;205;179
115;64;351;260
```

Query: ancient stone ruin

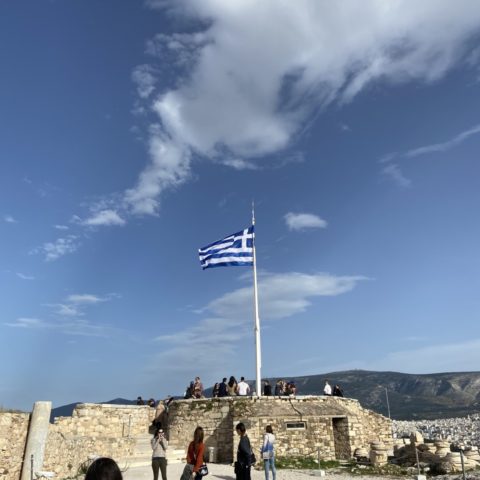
392;431;480;474
1;395;392;480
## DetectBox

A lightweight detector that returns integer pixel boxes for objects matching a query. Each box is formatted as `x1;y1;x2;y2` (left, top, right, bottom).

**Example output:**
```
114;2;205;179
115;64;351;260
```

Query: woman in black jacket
235;422;253;480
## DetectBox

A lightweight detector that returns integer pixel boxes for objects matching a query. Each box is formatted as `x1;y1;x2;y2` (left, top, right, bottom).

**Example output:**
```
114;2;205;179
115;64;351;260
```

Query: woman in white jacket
261;425;276;480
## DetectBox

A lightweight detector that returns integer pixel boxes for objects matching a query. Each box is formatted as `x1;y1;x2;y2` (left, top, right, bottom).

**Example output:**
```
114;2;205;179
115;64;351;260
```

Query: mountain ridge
49;370;480;421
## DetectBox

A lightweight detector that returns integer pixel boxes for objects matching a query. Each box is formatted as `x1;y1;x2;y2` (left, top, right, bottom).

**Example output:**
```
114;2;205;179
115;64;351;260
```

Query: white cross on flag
198;226;254;270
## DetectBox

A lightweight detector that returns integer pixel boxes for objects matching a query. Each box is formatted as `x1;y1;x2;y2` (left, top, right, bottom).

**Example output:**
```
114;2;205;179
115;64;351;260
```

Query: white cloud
125;130;191;215
67;294;108;304
406;123;480;158
132;64;157;99
381;163;412;188
82;209;126;227
5;317;111;337
379;122;480;186
32;235;80;262
220;158;259;170
16;273;35;281
153;271;366;376
44;303;82;317
54;224;69;230
6;317;46;328
284;212;327;231
4;215;17;223
129;0;480;214
43;293;117;319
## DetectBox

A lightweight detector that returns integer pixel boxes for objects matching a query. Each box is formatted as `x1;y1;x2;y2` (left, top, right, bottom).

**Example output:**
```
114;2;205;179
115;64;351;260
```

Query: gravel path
123;462;480;480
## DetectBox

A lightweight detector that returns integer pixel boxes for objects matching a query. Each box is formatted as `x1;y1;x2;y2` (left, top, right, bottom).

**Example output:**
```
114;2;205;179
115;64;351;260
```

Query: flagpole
252;202;262;397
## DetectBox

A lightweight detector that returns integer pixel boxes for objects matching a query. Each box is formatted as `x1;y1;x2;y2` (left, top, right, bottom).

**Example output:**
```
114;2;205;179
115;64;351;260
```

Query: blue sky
1;1;480;411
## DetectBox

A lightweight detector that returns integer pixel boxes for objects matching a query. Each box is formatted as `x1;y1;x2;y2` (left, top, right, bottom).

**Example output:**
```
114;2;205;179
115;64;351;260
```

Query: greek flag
199;226;254;270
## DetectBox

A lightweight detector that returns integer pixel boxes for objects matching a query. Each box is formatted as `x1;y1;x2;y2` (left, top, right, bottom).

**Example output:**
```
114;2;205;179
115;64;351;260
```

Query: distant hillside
50;371;480;421
262;370;480;420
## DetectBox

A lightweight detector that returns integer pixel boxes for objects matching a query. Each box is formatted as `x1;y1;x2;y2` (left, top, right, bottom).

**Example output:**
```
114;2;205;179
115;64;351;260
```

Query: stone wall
168;398;234;463
167;396;393;463
0;412;30;480
42;404;153;479
2;397;392;480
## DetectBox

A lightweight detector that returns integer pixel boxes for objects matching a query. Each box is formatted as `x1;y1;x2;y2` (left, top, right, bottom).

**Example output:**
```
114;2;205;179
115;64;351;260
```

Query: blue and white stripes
199;226;254;270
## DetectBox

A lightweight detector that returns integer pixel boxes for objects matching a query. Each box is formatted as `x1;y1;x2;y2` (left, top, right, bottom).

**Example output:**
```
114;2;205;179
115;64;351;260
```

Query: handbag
198;463;209;476
262;436;271;460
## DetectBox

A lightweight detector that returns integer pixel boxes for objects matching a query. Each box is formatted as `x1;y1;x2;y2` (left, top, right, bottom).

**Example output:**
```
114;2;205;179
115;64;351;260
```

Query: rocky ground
122;462;480;480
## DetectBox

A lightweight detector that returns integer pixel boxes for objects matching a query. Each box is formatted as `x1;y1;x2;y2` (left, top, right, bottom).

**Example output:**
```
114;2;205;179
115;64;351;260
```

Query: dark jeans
152;457;167;480
235;465;251;480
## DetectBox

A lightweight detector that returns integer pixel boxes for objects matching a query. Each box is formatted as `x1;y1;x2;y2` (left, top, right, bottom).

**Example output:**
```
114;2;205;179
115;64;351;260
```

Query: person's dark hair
240;376;245;381
85;458;122;480
266;425;273;434
222;377;227;382
228;376;237;387
193;426;204;446
236;422;246;434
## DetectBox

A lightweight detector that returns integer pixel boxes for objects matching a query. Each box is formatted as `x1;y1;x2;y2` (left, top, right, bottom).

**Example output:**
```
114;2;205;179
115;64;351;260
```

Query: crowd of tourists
182;376;346;398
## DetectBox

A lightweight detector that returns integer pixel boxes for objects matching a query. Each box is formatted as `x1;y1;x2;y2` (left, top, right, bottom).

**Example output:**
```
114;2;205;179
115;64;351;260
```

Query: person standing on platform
333;384;344;397
237;377;250;396
323;380;332;396
218;377;228;397
263;380;272;396
227;376;238;396
193;377;204;398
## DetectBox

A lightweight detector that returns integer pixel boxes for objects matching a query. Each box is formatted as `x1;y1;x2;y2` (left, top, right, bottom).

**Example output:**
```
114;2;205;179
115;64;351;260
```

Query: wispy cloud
380;123;480;186
43;293;117;318
16;273;35;281
406;123;480;158
5;316;112;337
54;224;69;231
125;130;192;215
82;209;126;227
284;212;328;231
67;293;111;304
3;215;17;223
132;64;157;99
220;158;259;171
152;271;366;376
6;317;46;328
44;303;82;317
381;163;412;189
31;235;80;262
